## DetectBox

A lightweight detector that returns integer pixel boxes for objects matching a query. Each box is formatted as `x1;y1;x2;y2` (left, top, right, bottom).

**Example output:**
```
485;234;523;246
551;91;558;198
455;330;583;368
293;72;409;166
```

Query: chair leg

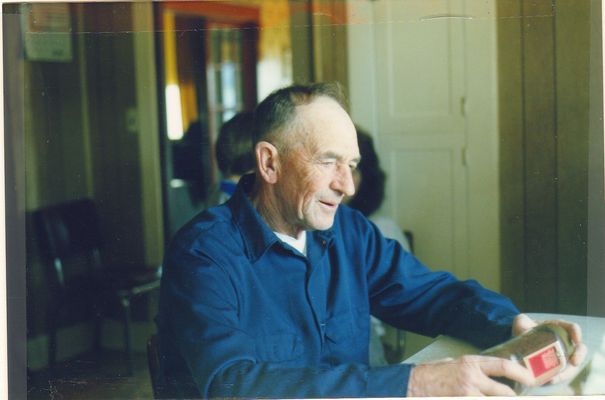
48;327;57;370
47;306;58;371
93;301;104;353
120;297;134;375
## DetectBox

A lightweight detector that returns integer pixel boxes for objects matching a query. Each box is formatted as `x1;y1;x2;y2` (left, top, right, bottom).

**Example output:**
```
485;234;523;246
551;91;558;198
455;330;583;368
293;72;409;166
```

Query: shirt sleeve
363;220;520;349
161;241;413;398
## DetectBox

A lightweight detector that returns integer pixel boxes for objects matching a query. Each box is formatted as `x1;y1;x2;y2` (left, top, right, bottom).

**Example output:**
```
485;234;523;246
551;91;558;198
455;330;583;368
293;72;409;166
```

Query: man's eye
349;164;358;171
321;160;337;166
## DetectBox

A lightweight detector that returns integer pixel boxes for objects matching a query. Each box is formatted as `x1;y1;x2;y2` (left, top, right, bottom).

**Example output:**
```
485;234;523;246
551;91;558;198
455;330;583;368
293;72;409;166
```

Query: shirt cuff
366;363;414;397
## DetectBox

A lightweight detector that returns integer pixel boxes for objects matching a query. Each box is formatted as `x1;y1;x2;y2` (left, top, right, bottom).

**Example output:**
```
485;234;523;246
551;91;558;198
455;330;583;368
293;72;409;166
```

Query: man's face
274;96;360;235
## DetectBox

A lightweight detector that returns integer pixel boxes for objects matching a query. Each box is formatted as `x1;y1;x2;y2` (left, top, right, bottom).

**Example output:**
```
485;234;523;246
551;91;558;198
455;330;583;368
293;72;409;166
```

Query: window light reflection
165;84;184;140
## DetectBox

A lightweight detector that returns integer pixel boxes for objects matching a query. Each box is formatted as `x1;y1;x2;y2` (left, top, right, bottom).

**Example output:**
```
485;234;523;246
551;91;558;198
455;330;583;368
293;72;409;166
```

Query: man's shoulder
168;204;243;258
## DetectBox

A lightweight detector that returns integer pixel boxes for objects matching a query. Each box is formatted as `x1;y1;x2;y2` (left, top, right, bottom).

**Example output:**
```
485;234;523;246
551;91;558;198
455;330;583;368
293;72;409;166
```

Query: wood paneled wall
498;0;595;314
289;0;348;93
81;3;146;266
20;3;162;340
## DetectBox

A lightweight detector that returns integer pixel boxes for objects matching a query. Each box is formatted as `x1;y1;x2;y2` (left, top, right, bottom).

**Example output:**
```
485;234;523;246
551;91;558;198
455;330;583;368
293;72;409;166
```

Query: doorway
155;1;260;239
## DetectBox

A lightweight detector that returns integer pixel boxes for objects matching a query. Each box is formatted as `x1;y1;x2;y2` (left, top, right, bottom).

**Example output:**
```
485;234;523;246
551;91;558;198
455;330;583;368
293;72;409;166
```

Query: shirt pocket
255;332;303;362
324;312;355;343
324;307;369;364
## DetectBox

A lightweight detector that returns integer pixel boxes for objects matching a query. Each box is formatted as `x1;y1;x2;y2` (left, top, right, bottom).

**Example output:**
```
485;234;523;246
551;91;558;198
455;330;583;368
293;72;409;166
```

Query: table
403;313;605;395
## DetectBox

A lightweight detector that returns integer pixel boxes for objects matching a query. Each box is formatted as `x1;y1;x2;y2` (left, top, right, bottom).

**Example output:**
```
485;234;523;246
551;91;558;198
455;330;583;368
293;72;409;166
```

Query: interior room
4;0;603;398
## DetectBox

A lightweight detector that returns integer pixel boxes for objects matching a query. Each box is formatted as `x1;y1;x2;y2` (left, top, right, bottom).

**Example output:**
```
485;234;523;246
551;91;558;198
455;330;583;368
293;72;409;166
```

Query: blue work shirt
157;174;520;398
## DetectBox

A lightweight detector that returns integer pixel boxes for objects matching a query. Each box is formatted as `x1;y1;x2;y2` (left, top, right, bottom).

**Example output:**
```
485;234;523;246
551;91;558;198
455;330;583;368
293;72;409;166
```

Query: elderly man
157;83;585;398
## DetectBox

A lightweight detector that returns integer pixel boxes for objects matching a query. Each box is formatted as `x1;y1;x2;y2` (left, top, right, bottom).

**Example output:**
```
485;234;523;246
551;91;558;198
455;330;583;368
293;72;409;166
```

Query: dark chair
33;198;161;374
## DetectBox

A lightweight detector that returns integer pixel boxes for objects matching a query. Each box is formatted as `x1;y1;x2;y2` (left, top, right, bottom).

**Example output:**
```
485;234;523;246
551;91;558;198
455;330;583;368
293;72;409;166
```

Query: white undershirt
274;231;307;256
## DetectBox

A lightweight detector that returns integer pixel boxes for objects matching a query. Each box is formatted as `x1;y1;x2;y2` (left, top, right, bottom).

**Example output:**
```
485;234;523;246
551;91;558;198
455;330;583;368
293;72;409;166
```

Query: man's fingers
570;342;588;366
548;342;588;384
477;378;518;397
549;363;580;384
472;356;526;396
545;320;583;346
512;313;539;336
477;356;537;387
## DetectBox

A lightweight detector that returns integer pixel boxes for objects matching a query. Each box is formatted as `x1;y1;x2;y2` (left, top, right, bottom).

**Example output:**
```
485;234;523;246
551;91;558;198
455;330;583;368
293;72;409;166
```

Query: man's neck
251;182;303;239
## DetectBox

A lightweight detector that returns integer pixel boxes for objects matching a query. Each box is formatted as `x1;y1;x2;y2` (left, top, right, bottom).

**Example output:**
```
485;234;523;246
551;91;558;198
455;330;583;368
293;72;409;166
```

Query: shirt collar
219;179;238;197
227;173;335;263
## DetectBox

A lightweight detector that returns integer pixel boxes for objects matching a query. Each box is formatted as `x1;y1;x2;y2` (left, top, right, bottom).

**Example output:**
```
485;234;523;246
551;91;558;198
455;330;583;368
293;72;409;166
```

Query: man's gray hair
252;82;347;151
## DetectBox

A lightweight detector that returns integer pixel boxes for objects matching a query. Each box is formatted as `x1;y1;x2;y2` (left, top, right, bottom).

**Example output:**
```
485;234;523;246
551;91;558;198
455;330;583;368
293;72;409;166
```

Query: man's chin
309;218;336;231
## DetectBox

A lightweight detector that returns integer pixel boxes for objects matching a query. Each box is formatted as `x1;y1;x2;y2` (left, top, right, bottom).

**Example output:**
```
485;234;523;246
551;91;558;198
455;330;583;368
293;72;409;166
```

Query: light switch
126;107;138;133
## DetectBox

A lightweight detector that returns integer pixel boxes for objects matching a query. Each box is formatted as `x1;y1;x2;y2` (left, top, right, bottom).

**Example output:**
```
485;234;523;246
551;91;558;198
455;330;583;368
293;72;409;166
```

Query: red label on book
527;346;560;377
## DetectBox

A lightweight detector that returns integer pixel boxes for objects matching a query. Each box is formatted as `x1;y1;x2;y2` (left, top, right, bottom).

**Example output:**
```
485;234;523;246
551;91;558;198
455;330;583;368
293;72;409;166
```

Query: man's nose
332;165;356;197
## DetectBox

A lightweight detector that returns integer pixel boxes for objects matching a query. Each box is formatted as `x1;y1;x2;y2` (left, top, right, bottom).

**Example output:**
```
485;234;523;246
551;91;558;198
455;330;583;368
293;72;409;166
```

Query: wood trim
158;1;259;24
497;0;526;309
311;0;348;92
241;24;258;110
522;0;558;312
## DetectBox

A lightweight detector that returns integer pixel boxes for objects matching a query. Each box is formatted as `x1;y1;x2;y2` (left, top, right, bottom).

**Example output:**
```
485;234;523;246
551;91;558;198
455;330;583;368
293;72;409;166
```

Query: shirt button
322;240;327;246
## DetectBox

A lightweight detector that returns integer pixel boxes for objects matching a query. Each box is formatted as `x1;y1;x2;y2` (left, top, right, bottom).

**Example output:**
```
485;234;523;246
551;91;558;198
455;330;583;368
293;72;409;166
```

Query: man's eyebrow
319;151;361;164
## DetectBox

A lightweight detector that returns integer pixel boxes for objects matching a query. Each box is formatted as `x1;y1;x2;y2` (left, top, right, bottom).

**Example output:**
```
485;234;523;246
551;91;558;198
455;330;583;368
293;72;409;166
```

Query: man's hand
512;313;588;384
407;355;536;396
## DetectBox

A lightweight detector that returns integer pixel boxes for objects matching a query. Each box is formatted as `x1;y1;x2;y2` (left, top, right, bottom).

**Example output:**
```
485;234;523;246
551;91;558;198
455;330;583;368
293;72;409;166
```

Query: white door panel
374;0;467;277
374;0;466;135
381;140;468;279
348;0;498;286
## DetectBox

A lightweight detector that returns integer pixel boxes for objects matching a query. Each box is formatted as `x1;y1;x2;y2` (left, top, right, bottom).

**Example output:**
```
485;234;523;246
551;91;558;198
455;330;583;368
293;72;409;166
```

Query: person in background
346;127;411;366
348;127;411;253
206;111;255;207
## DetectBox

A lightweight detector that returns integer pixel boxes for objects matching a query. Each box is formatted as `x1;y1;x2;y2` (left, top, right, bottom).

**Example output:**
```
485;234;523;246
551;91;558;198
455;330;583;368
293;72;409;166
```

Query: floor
28;350;153;400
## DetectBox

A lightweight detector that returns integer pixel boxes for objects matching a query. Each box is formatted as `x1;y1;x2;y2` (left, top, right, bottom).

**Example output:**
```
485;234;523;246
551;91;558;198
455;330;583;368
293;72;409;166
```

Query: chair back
33;198;104;287
34;198;102;258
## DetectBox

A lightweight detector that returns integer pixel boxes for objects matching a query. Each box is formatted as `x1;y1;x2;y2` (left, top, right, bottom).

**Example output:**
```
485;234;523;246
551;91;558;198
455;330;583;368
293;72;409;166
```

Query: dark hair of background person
215;112;255;177
171;120;212;202
348;127;387;217
252;82;347;148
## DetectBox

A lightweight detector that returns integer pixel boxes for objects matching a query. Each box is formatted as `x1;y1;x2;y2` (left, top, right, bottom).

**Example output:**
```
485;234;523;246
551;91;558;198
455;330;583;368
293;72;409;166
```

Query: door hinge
460;96;466;117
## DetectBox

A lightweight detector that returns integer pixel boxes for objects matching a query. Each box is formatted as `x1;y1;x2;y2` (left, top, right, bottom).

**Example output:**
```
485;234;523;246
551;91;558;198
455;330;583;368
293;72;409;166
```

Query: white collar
274;230;307;256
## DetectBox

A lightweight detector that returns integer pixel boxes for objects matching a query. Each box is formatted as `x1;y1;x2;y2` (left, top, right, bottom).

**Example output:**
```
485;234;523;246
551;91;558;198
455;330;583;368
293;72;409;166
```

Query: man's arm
362;220;519;348
408;355;535;396
360;219;586;395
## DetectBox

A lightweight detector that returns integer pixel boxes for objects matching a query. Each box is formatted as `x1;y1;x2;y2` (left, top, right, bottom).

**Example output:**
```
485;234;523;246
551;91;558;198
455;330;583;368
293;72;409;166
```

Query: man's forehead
294;97;356;136
295;95;344;115
291;99;356;156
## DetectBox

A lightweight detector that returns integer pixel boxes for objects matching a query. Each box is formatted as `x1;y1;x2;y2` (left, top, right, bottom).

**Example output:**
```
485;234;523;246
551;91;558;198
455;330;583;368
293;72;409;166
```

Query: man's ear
255;141;280;184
